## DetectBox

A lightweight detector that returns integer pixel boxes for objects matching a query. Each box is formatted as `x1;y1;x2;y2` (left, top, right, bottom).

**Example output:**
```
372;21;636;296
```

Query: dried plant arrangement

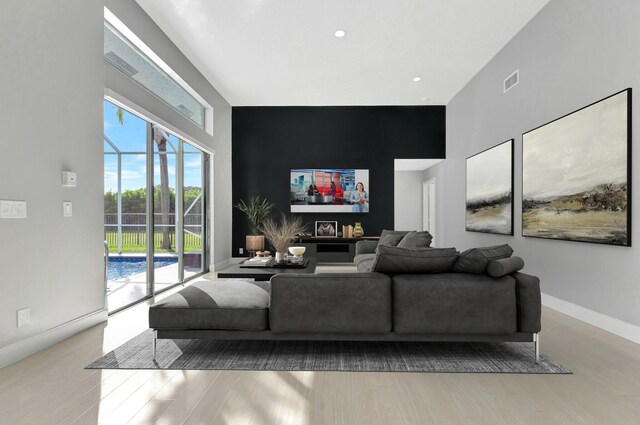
260;213;307;253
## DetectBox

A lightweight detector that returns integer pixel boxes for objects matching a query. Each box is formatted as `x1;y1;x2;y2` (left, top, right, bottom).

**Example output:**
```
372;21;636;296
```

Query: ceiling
136;0;550;106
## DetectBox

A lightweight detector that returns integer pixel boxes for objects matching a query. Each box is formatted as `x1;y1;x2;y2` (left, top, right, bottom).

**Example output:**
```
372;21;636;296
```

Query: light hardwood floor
1;265;640;425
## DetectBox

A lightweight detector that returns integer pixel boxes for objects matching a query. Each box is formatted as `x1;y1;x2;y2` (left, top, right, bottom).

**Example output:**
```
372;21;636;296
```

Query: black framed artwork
522;88;632;246
465;139;514;235
315;221;338;237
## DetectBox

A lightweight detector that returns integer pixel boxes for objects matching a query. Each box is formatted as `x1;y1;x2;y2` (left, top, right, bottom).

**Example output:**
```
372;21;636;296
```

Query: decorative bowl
288;246;306;256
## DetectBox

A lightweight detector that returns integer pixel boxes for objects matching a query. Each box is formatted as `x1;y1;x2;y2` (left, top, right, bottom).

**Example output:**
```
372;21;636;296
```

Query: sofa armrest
513;272;541;333
355;240;378;255
269;272;392;333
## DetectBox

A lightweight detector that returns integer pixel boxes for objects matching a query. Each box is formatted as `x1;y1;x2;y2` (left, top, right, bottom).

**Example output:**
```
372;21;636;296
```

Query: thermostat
62;171;77;187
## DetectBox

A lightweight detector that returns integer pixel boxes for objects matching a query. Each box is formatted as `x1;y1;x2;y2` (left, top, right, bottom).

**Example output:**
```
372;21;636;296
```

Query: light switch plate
63;201;72;217
17;308;30;328
0;200;27;218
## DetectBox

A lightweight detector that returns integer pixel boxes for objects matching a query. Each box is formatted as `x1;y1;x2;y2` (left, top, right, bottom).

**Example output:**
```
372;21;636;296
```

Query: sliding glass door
183;142;207;279
104;101;151;312
104;99;210;313
153;127;180;291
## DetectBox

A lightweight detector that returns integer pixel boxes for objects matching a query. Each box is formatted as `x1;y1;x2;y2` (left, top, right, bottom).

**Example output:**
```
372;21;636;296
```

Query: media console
295;236;380;263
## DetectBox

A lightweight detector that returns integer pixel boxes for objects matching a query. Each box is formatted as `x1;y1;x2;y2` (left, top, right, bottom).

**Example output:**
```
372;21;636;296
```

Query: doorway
104;99;210;313
423;178;436;244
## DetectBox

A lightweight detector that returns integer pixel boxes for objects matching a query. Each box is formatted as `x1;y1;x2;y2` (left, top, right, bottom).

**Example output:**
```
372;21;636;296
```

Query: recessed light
334;30;346;38
412;76;422;82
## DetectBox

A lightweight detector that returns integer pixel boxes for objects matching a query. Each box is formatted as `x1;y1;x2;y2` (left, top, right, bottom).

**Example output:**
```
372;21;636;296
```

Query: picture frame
315;221;338;237
465;139;514;235
522;88;632;246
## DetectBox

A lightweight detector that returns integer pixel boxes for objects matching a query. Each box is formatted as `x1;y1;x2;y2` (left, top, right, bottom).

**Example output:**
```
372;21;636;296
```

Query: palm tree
153;127;173;250
116;107;173;251
115;107;125;125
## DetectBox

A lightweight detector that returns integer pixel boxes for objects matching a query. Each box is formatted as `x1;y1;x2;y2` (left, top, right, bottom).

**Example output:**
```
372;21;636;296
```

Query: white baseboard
214;257;239;271
542;293;640;344
0;308;108;369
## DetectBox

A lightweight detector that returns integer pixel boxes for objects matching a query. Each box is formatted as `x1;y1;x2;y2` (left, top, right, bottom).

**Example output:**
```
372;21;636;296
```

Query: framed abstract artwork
465;139;514;235
522;88;631;246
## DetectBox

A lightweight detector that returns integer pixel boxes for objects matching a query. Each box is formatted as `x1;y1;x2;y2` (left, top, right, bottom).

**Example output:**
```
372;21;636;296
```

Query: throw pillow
372;245;459;274
486;256;525;277
375;231;407;253
452;244;514;274
379;229;411;239
397;230;433;248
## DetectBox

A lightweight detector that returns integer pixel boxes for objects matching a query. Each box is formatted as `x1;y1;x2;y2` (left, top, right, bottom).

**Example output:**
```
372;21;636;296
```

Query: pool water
107;257;177;281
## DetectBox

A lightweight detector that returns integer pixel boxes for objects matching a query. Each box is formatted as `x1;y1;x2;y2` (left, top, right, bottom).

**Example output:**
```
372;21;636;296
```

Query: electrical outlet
17;308;30;328
239;248;244;254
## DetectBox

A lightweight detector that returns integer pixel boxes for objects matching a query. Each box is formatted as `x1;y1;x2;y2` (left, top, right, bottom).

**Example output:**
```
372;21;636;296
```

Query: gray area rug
87;330;570;374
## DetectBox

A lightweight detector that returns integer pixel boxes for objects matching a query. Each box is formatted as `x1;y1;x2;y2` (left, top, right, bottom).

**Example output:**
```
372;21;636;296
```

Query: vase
275;251;287;263
246;235;264;257
353;222;364;238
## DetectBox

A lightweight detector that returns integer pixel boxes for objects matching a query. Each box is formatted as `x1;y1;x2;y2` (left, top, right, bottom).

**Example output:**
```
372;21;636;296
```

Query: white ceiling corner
395;159;444;171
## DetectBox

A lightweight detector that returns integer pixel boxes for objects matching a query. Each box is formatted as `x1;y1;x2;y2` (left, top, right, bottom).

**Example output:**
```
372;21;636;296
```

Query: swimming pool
107;257;177;280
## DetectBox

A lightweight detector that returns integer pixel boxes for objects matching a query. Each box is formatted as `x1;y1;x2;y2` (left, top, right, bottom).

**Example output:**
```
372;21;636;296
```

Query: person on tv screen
328;181;337;196
350;182;369;212
307;183;319;196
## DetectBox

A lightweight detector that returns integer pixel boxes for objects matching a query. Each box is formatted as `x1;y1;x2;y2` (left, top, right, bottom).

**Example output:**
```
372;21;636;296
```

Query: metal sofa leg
153;330;157;360
533;333;540;364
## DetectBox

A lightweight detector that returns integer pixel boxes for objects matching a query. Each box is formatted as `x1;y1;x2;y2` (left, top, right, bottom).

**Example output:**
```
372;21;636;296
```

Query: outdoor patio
106;253;204;311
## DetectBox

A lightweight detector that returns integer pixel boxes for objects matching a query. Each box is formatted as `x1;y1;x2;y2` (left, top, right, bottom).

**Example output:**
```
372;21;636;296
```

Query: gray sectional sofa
149;237;542;362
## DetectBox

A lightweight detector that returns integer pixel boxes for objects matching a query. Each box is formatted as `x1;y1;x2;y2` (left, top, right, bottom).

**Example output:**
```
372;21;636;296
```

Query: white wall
0;0;106;362
432;0;640;330
394;171;424;231
0;0;233;367
104;0;233;268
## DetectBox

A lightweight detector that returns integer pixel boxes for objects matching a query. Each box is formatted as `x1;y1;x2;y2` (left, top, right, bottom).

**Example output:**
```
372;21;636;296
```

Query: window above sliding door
103;21;206;130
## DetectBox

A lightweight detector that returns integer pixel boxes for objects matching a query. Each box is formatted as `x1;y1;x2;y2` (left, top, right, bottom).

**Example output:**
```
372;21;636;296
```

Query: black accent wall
232;106;446;256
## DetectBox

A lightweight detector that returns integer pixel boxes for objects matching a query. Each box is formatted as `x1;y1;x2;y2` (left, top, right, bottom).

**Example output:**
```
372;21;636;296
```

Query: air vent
503;69;519;93
177;104;194;117
105;51;139;77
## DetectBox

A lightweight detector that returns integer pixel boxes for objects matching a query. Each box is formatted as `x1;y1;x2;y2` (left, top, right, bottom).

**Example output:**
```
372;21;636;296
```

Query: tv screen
290;169;369;213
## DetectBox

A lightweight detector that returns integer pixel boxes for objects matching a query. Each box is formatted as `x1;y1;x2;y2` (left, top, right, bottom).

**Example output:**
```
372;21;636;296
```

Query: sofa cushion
396;230;433;248
354;253;375;272
270;273;392;333
149;279;269;331
372;246;459;274
452;244;514;274
393;273;517;334
355;239;379;256
487;256;525;277
375;232;406;252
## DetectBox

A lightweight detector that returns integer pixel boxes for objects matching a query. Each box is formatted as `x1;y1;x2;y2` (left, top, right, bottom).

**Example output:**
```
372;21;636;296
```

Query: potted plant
235;196;274;255
261;213;307;263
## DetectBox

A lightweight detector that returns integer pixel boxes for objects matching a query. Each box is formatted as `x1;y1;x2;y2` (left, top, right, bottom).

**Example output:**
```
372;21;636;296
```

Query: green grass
105;231;202;253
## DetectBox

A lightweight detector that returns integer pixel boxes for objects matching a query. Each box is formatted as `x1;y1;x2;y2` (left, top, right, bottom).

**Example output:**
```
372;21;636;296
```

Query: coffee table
217;258;317;281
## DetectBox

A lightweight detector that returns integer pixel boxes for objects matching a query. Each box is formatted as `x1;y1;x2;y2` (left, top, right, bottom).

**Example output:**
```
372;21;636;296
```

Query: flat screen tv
290;169;369;213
